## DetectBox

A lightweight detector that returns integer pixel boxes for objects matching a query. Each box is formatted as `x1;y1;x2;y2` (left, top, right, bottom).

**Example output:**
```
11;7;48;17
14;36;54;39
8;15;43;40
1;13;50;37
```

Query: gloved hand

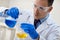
5;19;16;28
5;7;19;19
5;17;17;28
21;23;39;39
5;7;19;28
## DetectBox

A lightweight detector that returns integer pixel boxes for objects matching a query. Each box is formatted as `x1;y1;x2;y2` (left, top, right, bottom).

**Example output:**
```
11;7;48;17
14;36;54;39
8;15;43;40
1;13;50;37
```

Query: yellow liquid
17;32;28;38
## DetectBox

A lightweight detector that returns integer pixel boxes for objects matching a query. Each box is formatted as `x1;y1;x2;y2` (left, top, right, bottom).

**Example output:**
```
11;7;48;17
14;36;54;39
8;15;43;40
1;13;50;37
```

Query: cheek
39;11;47;16
38;11;44;15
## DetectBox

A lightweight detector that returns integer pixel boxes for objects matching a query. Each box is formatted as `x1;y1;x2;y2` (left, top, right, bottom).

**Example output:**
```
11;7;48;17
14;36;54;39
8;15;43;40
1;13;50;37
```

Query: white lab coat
15;10;60;40
36;15;60;40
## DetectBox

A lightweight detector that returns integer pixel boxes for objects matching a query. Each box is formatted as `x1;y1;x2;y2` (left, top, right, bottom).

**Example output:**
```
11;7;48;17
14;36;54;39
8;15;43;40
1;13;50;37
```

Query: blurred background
0;0;60;25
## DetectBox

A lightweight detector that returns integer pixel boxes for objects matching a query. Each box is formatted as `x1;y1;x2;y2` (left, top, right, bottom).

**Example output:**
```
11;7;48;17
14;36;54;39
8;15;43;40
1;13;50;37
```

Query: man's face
34;0;52;20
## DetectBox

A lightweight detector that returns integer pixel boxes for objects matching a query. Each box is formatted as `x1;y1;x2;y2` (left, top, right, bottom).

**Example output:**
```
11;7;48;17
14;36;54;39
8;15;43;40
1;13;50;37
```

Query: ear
48;6;53;12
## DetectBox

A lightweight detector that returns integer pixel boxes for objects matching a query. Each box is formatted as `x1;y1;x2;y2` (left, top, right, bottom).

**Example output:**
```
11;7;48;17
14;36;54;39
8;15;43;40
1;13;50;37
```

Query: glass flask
14;10;34;40
15;18;28;40
0;25;16;40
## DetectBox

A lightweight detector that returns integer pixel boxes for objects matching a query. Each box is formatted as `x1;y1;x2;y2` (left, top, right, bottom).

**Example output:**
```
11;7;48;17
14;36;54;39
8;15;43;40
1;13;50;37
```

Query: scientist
4;0;60;40
21;0;60;40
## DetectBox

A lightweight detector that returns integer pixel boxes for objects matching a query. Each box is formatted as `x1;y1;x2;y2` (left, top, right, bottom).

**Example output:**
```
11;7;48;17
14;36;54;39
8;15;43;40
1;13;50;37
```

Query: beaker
14;15;30;40
15;23;28;40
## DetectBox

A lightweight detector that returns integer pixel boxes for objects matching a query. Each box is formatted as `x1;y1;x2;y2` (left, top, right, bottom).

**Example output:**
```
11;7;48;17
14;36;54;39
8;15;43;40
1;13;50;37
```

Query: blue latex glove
5;19;17;28
21;23;39;39
6;7;19;19
5;7;19;28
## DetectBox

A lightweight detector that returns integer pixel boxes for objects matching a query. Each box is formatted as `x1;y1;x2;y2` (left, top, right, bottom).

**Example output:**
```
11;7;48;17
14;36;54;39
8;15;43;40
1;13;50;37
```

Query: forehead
34;0;48;7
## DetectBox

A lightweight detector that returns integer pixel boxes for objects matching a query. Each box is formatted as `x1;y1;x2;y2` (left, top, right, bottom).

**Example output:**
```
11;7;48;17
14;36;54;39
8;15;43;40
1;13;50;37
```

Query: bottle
15;18;28;40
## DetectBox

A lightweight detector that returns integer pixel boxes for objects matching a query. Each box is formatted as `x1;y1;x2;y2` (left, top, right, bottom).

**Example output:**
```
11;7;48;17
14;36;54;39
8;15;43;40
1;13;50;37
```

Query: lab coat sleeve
47;26;60;40
39;26;60;40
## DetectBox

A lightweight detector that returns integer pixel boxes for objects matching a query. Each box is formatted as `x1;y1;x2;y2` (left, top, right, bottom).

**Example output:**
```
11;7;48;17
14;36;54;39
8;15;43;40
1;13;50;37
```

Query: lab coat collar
36;15;55;33
46;15;55;25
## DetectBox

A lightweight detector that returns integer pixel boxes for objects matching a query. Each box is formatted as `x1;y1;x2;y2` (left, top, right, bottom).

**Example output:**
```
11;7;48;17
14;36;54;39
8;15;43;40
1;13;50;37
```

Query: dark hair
48;0;54;6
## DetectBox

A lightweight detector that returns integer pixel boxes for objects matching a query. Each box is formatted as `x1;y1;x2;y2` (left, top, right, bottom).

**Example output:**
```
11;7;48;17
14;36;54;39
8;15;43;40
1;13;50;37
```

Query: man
21;0;60;40
5;0;60;40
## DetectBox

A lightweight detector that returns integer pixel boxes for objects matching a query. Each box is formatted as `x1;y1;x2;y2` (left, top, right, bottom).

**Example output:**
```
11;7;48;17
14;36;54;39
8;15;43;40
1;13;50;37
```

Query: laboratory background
0;0;60;25
0;0;60;40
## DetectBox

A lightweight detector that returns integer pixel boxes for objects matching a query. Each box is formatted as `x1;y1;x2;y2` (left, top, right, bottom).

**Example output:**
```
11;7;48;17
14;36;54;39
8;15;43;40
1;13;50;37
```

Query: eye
39;7;44;10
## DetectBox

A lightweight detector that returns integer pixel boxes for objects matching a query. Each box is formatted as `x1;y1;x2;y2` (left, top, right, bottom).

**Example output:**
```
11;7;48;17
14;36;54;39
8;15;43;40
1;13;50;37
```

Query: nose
34;7;39;13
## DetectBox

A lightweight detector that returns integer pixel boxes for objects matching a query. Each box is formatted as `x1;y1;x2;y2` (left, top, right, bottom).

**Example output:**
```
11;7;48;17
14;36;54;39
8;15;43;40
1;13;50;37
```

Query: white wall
50;0;60;25
0;0;9;7
9;0;33;10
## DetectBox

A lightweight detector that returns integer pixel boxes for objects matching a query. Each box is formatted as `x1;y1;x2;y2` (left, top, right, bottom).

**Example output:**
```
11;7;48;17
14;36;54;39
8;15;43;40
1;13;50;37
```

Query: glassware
0;25;16;40
15;20;28;40
14;14;31;40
